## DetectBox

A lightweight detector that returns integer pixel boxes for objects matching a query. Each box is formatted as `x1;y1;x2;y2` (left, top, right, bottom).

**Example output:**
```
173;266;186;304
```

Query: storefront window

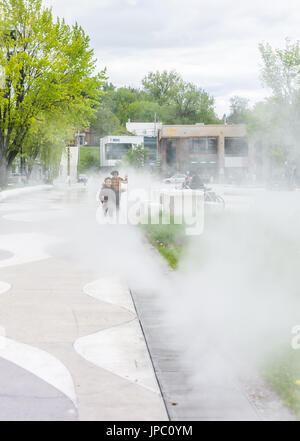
189;138;217;154
105;143;131;160
225;137;248;156
144;137;157;162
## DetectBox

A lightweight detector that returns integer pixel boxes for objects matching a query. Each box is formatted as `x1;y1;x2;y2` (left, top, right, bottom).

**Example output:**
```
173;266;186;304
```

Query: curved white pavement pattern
74;318;161;394
76;276;167;413
0;250;12;295
0;233;53;268
0;189;168;420
0;337;77;406
0;281;10;295
0;357;77;421
83;278;136;313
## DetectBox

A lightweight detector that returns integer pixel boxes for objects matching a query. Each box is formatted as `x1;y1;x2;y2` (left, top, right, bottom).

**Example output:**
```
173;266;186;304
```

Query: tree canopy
0;0;105;186
142;70;182;106
242;39;300;177
90;70;221;141
227;96;250;124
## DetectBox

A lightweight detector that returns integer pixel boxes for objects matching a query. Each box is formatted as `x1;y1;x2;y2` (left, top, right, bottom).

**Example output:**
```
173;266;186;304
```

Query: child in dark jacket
99;177;116;216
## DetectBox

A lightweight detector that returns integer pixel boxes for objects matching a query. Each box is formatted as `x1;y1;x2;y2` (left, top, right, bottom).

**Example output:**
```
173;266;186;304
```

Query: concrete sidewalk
0;185;53;202
0;185;294;421
0;187;168;421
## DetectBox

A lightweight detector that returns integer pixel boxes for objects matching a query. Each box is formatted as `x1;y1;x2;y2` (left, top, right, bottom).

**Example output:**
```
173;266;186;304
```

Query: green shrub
78;147;100;173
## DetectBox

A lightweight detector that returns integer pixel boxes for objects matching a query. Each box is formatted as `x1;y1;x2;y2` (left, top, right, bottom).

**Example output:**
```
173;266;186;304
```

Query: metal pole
20;145;23;183
67;146;70;186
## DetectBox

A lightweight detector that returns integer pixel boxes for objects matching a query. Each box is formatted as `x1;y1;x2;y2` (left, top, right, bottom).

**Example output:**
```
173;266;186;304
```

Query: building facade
68;128;98;147
158;124;253;182
100;122;163;167
100;135;144;167
126;121;162;137
126;121;162;165
83;127;98;146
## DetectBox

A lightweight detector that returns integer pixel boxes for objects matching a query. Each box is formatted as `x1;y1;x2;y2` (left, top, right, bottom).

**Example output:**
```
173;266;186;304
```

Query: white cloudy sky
45;0;300;117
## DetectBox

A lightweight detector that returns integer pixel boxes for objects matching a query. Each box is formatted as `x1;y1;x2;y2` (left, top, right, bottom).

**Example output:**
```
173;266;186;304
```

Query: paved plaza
0;186;294;420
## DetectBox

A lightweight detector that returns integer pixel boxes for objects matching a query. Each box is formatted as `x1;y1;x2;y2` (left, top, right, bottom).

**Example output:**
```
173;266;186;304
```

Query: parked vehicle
163;174;187;185
78;174;88;185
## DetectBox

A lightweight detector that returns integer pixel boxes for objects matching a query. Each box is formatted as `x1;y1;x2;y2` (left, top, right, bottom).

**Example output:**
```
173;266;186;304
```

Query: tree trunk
26;164;33;182
0;161;9;188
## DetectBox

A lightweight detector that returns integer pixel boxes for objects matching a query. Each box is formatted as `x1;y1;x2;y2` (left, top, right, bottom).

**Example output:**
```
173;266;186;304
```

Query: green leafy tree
91;72;220;139
142;70;220;124
127;100;161;122
91;107;127;138
248;99;290;168
121;144;149;168
172;82;219;124
227;96;250;124
255;40;300;173
103;87;138;125
259;40;300;139
0;0;105;187
142;70;182;105
93;84;161;136
259;39;300;103
22;114;73;181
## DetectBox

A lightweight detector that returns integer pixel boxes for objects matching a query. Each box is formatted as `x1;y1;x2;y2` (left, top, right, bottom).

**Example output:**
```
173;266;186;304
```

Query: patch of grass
78;146;100;173
156;245;183;269
142;216;186;269
263;347;300;418
80;146;100;160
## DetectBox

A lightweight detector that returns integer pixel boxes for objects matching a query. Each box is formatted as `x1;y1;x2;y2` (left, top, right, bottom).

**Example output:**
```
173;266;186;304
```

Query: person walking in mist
110;170;128;210
182;173;192;189
190;173;205;190
98;177;116;217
